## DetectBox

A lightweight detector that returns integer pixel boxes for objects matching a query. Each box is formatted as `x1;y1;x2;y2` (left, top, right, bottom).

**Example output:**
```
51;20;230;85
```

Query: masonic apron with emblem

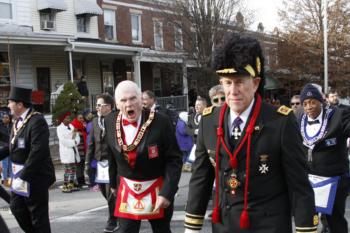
114;111;164;220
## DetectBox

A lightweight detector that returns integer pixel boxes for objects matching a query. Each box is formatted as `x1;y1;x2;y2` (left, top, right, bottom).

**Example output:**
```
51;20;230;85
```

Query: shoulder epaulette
277;105;292;116
202;106;214;116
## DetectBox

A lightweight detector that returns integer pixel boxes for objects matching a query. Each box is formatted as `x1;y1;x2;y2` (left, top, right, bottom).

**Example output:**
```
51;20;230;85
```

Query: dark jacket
8;109;55;187
86;114;111;166
0;122;11;156
300;106;350;176
175;119;193;152
185;102;317;233
104;110;183;201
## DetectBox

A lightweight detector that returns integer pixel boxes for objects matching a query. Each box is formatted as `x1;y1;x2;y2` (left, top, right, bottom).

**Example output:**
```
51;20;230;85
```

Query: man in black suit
104;80;182;233
326;89;350;109
5;85;55;233
142;90;178;128
299;84;350;233
86;93;119;233
184;34;318;233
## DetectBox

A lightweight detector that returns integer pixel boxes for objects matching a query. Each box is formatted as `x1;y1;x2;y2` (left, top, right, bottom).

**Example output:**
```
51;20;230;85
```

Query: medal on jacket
11;110;36;145
227;171;240;196
116;111;155;153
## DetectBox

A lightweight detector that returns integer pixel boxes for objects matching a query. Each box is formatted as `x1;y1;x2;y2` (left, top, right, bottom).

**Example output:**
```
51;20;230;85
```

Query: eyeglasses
291;102;300;106
96;103;108;108
212;96;225;104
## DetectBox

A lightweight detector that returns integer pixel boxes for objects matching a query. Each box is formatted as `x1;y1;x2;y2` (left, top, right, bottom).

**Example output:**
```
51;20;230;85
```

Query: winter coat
57;123;80;164
175;119;193;152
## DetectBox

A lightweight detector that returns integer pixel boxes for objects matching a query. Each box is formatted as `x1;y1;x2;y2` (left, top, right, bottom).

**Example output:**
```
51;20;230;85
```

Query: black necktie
307;120;320;125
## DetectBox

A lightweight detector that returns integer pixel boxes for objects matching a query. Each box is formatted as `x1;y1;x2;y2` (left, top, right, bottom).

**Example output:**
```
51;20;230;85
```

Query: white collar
19;108;30;121
121;114;142;127
229;98;255;128
151;103;156;111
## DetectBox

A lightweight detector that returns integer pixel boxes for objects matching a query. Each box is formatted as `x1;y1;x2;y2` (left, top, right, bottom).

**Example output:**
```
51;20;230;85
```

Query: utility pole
323;0;328;93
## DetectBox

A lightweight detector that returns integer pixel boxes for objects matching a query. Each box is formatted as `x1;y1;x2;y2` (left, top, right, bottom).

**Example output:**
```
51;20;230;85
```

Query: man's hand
153;196;170;212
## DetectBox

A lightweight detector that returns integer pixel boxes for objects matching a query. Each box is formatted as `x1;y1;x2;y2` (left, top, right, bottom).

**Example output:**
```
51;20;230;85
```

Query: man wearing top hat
2;85;55;233
299;83;350;233
184;33;318;233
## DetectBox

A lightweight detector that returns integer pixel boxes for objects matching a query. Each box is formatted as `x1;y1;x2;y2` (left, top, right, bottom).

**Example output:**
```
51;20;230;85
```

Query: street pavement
1;168;350;233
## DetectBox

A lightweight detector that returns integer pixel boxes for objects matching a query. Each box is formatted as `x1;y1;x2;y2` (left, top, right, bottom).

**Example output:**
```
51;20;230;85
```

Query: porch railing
51;94;188;113
157;95;188;112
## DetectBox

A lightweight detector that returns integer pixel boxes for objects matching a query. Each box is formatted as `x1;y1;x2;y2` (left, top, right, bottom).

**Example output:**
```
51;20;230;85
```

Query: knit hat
300;84;323;103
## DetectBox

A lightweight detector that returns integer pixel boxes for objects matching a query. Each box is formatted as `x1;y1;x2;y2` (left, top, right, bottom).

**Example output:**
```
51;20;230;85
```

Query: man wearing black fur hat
2;85;55;233
299;83;350;233
184;33;318;233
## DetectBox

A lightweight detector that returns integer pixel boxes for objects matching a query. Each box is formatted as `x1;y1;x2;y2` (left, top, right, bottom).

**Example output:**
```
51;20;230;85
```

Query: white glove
194;129;199;135
184;229;200;233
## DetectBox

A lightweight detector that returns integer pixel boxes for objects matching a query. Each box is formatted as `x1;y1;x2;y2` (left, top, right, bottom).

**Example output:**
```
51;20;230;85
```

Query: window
174;24;183;51
104;9;116;40
0;1;12;19
153;21;163;50
40;12;56;30
131;14;142;43
0;52;10;107
77;15;89;33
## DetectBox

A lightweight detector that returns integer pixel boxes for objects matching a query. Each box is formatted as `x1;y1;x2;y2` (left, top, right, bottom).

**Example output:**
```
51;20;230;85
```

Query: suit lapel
108;112;121;153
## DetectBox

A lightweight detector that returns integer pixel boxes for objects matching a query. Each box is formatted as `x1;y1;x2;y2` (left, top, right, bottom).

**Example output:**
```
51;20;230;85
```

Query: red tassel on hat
240;209;250;229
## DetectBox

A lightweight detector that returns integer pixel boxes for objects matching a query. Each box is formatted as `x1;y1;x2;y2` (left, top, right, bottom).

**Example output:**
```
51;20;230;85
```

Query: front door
36;67;51;113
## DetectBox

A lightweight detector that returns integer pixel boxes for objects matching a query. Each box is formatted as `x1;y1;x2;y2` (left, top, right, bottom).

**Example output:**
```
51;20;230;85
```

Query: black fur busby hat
212;33;265;95
8;85;32;104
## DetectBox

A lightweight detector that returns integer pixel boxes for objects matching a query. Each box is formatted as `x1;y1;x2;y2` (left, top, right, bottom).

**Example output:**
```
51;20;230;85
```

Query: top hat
212;33;265;95
8;85;32;104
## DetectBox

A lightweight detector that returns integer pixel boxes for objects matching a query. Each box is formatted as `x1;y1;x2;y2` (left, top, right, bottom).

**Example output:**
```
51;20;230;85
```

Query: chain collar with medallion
116;111;155;152
11;110;38;144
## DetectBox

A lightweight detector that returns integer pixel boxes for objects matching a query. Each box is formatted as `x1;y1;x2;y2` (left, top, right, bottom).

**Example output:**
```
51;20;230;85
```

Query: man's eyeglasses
96;103;108;108
212;96;225;104
291;102;300;106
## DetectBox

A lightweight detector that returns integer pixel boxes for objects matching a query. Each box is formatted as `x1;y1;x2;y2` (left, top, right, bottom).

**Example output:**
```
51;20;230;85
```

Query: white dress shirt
228;98;255;134
305;108;323;138
16;108;30;129
122;115;142;145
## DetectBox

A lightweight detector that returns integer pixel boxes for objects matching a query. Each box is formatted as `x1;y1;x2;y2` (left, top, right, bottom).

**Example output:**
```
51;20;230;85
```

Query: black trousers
10;185;51;233
0;214;10;233
100;183;117;221
118;203;174;233
0;185;10;204
323;176;349;233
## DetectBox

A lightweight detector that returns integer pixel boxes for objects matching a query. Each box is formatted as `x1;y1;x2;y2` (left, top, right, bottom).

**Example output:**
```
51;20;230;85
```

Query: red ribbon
212;94;262;229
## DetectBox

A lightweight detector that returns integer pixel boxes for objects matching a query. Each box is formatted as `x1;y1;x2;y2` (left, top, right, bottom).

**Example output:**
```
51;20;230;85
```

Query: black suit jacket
185;102;317;232
301;106;350;176
9;109;55;187
104;110;183;201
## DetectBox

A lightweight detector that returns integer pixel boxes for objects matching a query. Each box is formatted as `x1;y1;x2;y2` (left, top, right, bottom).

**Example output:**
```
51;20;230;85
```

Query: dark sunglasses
291;102;300;106
213;96;225;103
96;103;108;108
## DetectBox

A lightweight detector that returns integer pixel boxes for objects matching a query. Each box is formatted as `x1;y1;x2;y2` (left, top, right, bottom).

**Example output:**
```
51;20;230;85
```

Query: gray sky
245;0;282;32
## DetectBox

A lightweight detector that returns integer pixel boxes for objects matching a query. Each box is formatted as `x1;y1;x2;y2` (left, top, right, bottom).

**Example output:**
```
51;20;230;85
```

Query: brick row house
0;0;280;116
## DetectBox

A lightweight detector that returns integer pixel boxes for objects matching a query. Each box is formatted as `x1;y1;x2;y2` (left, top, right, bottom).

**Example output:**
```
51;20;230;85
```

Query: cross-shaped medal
232;127;241;140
